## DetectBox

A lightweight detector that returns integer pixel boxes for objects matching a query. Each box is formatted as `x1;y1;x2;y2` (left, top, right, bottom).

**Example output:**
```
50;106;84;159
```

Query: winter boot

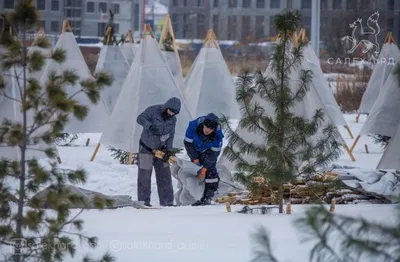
161;204;177;207
191;197;211;206
144;203;152;207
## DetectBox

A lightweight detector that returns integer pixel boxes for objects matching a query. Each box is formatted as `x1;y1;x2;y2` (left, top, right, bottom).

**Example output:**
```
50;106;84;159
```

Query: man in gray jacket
136;97;181;207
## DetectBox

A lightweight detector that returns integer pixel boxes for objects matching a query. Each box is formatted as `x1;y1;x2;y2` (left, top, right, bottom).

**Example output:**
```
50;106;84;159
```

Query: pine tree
220;10;342;213
250;204;400;262
0;1;114;261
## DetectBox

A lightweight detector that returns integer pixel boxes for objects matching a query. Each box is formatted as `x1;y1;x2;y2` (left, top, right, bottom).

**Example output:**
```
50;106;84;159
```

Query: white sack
171;157;243;206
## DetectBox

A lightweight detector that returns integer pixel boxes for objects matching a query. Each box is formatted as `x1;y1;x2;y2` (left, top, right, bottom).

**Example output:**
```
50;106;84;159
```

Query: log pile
215;171;387;205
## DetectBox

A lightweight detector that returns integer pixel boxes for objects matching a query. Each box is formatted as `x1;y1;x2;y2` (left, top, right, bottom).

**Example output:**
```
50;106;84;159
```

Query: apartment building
0;0;139;37
169;0;400;42
169;0;211;39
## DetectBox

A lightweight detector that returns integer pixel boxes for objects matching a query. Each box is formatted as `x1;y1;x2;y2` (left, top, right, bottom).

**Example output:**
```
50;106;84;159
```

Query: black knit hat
203;113;219;129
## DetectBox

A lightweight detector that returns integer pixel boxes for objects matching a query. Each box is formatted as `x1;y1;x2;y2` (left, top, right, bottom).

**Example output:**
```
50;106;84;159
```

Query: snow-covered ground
43;113;395;262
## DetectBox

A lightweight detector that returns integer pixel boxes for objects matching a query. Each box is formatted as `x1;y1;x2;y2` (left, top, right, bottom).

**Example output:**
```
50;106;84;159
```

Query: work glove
196;167;207;180
160;145;168;153
192;159;201;166
162;151;172;162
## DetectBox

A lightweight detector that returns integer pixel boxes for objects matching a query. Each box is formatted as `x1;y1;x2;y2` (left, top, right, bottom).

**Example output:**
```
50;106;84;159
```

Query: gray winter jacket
136;97;181;151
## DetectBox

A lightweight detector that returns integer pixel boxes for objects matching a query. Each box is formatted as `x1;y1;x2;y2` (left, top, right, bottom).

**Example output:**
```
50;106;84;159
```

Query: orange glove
193;159;201;166
196;167;207;180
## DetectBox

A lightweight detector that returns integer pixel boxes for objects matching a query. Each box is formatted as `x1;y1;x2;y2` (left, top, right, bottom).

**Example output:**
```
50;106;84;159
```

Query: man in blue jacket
184;113;224;206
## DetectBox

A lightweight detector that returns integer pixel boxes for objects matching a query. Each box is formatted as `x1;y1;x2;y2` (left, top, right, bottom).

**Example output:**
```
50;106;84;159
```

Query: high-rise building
0;0;140;37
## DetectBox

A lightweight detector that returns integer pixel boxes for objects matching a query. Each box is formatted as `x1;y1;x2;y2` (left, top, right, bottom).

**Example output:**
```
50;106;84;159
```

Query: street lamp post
311;0;320;58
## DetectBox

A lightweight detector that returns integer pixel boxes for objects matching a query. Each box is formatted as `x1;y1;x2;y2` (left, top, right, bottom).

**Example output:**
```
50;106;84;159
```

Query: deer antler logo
341;11;380;55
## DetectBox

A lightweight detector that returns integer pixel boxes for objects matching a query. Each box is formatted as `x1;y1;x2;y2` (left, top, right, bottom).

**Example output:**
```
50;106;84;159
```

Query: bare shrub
80;46;100;74
334;76;366;113
225;57;268;75
179;52;195;77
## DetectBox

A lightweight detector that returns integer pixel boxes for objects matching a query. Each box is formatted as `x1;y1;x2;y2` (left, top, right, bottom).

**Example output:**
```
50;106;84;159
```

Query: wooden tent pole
384;32;396;44
344;143;356;162
210;30;219;49
344;125;354;139
350;135;361;153
159;14;178;51
31;27;46;46
202;29;218;49
146;24;155;38
128;152;133;165
142;24;155;39
61;20;72;33
355;112;361;123
105;26;112;45
297;28;309;43
90;143;101;161
125;29;134;43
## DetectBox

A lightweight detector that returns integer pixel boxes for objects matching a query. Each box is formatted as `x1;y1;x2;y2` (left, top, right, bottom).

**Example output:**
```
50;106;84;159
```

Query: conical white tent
120;29;137;65
351;61;400;150
183;29;240;119
218;33;355;177
357;32;400;121
90;25;193;161
298;29;353;138
40;21;110;134
158;14;184;94
0;43;60;162
377;121;400;170
95;30;130;113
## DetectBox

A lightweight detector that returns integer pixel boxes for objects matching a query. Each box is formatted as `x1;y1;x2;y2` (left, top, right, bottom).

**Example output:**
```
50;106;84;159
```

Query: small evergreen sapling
250;204;400;262
220;10;342;214
0;1;114;261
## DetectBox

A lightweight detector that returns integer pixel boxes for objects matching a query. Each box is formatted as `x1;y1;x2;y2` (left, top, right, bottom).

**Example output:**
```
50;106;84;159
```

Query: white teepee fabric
377;121;400;170
120;42;137;65
99;35;193;153
183;42;240;119
302;43;348;127
359;43;400;115
359;63;400;138
161;50;184;93
95;45;130;113
40;32;110;134
0;47;59;161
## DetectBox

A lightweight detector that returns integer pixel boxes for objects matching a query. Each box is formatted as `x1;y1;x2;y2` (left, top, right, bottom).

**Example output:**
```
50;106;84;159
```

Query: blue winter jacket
183;116;224;169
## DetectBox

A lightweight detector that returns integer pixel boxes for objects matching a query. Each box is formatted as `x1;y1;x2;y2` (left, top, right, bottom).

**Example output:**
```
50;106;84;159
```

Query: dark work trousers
198;154;220;200
137;145;174;206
